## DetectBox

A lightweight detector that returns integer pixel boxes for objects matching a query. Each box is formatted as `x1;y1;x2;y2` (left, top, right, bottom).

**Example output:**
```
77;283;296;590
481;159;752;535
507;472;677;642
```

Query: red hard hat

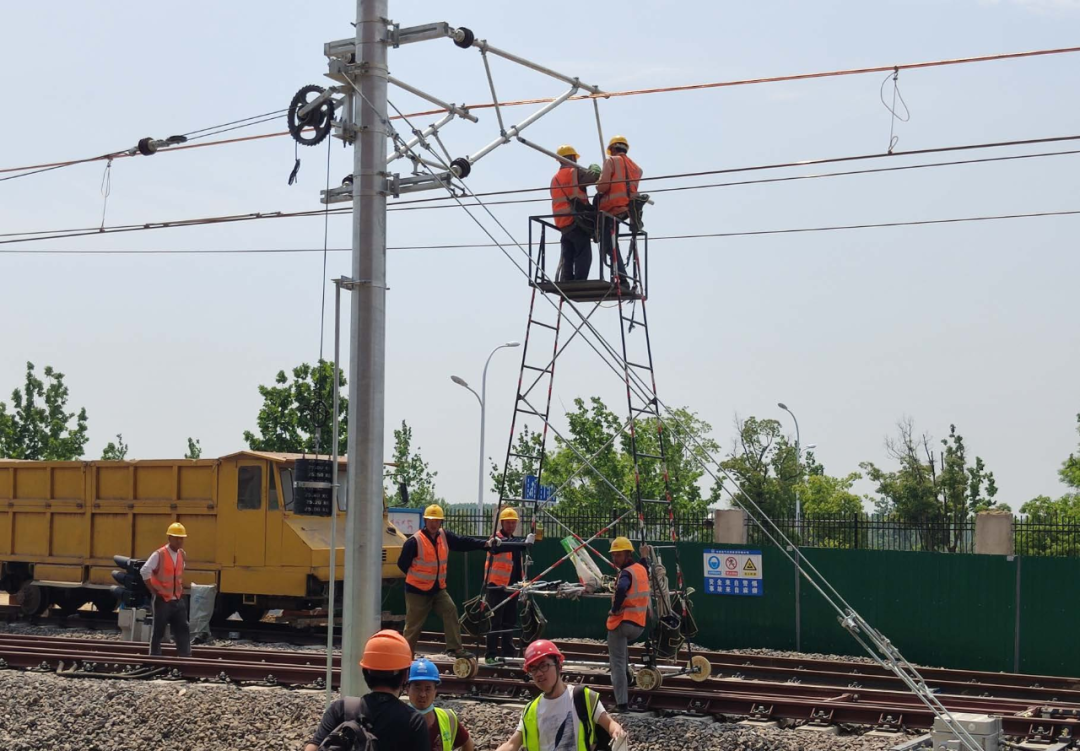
523;639;564;673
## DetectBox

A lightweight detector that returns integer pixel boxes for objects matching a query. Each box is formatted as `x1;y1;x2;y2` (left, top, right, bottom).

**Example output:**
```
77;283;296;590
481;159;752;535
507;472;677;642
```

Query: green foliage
492;397;717;520
490;424;544;500
101;434;128;460
243;361;347;454
861;419;1007;552
1061;413;1080;490
0;362;89;460
1018;493;1080;557
385;420;438;507
715;416;799;519
799;472;864;516
185;437;202;460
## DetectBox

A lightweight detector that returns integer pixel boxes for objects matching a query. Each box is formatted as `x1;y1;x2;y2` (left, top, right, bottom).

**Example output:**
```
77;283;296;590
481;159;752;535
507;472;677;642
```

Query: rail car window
237;466;262;510
280;468;294;511
268;467;279;510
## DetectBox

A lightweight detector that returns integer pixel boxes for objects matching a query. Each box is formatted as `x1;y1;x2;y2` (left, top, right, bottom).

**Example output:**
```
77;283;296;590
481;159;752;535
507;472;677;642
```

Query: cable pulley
452;27;475;49
288;85;335;147
136;135;188;157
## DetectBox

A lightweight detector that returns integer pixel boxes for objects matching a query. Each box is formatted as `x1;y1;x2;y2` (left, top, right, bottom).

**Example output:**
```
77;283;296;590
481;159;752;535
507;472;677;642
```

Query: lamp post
453;342;520;524
777;402;802;529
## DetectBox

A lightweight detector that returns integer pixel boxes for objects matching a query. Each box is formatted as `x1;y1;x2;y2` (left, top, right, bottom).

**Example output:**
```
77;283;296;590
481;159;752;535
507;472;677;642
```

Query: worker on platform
399;504;521;657
550;144;600;282
495;639;626;751
140;521;192;657
595;135;643;284
406;657;476;751
305;629;428;751
483;507;535;665
606;536;651;713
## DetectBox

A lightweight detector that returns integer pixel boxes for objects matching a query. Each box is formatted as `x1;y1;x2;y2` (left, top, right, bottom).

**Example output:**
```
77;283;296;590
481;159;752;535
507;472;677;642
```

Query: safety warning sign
703;549;763;597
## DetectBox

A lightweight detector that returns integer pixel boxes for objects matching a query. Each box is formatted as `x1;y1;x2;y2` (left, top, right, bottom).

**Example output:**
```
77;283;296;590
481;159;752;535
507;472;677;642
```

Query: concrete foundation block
713;509;748;545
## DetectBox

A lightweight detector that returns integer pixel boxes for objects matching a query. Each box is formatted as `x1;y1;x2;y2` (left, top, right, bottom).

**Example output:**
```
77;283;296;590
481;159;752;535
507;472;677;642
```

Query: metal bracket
388;21;452;48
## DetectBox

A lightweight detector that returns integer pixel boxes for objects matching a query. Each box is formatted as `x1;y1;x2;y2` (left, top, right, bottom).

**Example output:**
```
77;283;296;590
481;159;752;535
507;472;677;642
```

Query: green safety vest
521;687;600;751
434;707;458;751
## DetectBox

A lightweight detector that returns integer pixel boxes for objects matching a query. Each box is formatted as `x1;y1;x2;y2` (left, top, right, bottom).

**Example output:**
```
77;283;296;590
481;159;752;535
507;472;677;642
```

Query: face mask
416;704;435;715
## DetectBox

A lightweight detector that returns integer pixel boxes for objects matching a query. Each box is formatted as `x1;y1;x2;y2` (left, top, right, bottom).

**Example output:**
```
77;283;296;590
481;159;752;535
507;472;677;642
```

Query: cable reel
288;85;335;147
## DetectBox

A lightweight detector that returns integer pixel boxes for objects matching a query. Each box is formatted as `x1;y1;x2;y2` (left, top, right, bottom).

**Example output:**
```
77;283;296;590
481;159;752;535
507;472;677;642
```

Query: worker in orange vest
550;144;600;282
595;135;643;284
606;536;651;712
139;521;192;657
399;505;519;657
483;507;535;665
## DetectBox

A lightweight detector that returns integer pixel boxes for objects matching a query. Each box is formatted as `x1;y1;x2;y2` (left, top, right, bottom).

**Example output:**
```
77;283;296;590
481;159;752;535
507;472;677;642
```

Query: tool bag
318;696;379;751
459;595;493;638
653;612;685;660
520;594;547;645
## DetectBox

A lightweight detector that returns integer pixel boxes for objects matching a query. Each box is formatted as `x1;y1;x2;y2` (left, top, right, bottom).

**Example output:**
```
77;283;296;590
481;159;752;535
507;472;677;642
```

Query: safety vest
606;561;649;630
550;166;588;230
597;155;642;215
484;530;514;587
433;707;458;751
406;529;449;590
148;545;185;602
521;686;600;751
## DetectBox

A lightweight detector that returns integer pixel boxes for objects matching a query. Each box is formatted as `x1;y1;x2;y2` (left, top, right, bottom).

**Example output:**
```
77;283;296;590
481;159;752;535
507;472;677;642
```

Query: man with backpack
405;657;475;751
495;640;627;751
304;629;428;751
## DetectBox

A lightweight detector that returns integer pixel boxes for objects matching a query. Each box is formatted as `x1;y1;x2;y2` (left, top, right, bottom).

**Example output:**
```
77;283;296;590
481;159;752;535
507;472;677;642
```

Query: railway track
0;632;1077;744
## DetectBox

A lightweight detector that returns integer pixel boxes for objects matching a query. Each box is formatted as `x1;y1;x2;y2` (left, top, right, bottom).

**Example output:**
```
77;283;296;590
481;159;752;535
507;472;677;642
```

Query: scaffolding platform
529;279;643;302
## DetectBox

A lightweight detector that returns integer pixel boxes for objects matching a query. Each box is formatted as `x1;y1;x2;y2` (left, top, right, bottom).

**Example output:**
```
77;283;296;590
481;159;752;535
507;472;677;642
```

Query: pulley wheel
288;85;335;147
454;27;475;49
453;656;479;679
688;655;712;682
635;666;662;691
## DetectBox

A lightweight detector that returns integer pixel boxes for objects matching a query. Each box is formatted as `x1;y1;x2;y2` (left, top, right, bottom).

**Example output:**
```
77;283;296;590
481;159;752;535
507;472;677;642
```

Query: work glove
487;537;501;549
525;533;536;545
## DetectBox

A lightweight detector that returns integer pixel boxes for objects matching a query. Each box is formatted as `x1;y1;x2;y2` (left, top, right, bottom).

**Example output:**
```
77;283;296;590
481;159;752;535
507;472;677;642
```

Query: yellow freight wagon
0;451;405;621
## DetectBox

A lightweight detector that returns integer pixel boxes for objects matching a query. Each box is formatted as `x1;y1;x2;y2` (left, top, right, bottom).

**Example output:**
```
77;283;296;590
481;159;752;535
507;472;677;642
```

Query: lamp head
777;402;788;410
451;375;470;388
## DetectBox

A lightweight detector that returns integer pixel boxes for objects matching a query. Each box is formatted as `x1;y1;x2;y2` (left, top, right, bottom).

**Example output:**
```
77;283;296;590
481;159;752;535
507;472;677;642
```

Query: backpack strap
342;696;366;722
572;687;597;750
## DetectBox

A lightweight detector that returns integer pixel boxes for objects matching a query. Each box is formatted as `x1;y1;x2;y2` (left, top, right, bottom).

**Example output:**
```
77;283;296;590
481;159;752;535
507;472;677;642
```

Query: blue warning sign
704;548;763;597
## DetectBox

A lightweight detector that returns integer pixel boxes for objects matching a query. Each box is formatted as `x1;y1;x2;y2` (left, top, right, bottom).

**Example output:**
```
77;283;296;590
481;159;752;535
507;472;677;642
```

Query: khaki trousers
403;588;462;653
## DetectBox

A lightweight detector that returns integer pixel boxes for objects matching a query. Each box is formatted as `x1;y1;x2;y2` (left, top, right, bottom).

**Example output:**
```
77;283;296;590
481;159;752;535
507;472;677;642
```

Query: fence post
975;511;1014;555
794;547;801;652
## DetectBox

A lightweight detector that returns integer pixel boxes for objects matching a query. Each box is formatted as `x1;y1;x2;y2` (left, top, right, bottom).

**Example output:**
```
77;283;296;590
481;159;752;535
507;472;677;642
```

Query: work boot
447;648;475;659
613;704;630;714
484;656;505;666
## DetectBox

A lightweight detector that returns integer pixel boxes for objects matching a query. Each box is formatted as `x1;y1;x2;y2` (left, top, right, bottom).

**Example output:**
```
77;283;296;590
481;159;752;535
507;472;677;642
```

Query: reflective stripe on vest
405;529;449;590
606;561;649;630
521;687;597;751
551;167;588;230
434;707;458;751
148;545;185;602
484;531;514;587
597;155;641;215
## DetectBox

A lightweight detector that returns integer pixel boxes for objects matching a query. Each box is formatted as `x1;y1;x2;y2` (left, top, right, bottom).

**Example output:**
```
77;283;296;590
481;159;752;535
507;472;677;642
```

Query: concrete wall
975;511;1014;555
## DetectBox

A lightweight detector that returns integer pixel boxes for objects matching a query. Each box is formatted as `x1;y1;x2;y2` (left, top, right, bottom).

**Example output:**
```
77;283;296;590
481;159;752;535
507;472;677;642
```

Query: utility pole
342;0;389;696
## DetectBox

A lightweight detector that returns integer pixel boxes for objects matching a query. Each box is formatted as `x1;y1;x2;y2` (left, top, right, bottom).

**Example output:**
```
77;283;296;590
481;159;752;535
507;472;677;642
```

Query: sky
1;0;1078;512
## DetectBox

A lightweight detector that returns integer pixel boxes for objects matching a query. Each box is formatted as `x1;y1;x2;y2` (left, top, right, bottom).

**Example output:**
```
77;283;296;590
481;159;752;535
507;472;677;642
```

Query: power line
4;45;1079;177
2;134;1078;246
4;207;1077;254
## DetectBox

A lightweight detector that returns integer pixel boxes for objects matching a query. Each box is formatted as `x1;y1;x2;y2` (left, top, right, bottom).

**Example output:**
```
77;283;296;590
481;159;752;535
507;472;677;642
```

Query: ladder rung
510;452;542;460
529;320;558;331
636;453;665;461
631;405;657;415
522;364;553;374
621;316;646;327
627;361;652;370
640;499;670;505
516;407;546;418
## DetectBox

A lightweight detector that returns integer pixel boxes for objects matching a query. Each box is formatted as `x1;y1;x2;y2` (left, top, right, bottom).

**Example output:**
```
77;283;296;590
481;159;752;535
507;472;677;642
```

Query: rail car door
233;460;266;567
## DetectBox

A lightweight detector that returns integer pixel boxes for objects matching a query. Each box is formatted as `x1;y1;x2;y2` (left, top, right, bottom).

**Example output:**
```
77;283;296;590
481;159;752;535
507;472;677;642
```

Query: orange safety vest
484;530;514;587
149;545;185;602
406;529;449;591
597;155;642;215
550;166;588;230
606;561;649;630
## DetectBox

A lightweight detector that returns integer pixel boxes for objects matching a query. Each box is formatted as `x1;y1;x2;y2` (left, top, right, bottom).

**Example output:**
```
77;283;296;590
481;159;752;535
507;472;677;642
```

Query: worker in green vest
407;657;475;751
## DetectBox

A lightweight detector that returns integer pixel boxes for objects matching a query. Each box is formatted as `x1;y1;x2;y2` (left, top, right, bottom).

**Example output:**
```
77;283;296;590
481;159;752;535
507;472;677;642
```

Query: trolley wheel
453;656;479;679
688;655;712;682
15;583;49;616
635;666;663;691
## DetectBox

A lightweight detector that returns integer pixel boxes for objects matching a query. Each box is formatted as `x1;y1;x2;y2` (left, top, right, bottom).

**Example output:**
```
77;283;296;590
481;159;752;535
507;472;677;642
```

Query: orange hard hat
359;629;413;671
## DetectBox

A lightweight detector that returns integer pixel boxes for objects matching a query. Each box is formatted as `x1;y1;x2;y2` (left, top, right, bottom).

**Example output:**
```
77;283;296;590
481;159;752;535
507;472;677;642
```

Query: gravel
0;669;910;751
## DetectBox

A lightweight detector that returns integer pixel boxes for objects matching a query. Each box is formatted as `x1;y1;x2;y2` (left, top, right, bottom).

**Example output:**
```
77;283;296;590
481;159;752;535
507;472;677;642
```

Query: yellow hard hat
610;536;634;553
167;522;188;538
607;135;629;154
556;144;580;159
498;507;519;522
423;504;445;520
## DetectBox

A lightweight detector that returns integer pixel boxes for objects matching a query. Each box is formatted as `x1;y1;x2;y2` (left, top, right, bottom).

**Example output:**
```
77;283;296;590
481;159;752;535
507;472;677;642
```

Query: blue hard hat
408;657;441;684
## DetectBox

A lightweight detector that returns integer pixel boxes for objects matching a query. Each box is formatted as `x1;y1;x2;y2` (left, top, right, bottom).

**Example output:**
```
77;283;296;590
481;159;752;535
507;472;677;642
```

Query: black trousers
151;596;192;657
558;226;592;281
485;587;518;658
599;214;628;281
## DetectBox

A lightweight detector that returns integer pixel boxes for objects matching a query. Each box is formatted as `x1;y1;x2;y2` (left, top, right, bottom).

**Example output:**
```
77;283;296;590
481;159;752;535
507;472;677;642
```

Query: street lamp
452;341;521;521
777;402;802;529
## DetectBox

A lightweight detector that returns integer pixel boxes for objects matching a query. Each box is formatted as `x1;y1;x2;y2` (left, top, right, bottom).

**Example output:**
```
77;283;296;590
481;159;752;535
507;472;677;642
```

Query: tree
489;424;545;500
1015;413;1080;556
715;416;799;520
185;437;202;460
385;420;438;507
861;419;1007;552
799;472;863;516
0;362;88;460
1061;413;1080;490
101;434;128;460
243;361;347;454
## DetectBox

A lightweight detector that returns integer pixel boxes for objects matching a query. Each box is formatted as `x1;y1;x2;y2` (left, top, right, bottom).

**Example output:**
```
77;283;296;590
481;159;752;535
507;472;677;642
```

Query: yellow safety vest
434;707;458;751
521;687;600;751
